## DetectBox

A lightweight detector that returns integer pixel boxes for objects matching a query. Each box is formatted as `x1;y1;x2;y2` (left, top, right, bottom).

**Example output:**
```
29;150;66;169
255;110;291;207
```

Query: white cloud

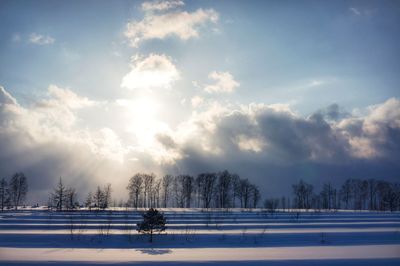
45;85;95;109
191;95;204;108
142;0;184;12
204;71;240;93
0;85;125;162
125;8;218;47
29;33;55;45
349;7;374;16
0;86;18;106
121;54;180;90
349;7;361;16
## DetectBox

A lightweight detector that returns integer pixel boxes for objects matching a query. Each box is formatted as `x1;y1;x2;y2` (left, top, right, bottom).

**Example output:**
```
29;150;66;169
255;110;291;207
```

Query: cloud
338;98;400;159
349;7;361;16
1;84;399;203
29;33;55;45
164;98;400;196
0;85;123;160
176;98;398;164
121;54;180;90
125;8;218;47
0;85;136;203
204;71;240;93
142;0;184;12
349;7;374;16
0;86;18;106
191;95;204;108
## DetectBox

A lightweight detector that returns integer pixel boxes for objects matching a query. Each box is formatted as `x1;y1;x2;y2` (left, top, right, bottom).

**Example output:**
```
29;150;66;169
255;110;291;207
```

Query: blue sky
0;0;399;202
1;0;399;110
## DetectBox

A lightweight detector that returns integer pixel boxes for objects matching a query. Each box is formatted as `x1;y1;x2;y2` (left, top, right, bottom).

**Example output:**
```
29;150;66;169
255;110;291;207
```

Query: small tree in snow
137;208;166;243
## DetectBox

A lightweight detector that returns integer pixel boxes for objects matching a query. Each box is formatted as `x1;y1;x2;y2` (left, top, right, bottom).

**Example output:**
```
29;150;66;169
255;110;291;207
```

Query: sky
0;0;399;204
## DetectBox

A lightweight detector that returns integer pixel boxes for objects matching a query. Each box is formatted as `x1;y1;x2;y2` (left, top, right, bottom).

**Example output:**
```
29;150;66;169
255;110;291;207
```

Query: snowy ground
0;209;399;265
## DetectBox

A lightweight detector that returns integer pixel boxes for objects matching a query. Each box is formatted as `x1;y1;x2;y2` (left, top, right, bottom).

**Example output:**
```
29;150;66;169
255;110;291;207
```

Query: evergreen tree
137;208;166;243
51;177;66;211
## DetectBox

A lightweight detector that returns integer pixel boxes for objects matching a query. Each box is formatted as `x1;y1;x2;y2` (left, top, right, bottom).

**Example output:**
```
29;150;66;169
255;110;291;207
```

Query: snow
0;209;399;265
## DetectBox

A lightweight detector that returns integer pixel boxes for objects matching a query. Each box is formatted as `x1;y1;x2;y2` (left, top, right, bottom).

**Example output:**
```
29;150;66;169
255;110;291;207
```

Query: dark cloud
169;99;400;196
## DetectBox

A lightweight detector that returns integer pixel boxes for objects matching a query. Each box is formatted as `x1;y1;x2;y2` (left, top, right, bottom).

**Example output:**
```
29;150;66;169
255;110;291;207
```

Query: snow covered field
0;209;399;265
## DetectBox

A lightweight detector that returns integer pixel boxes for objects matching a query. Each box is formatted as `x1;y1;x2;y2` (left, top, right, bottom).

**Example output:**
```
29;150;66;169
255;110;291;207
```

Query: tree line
265;178;400;212
1;170;399;212
126;170;261;209
48;177;112;211
0;173;28;211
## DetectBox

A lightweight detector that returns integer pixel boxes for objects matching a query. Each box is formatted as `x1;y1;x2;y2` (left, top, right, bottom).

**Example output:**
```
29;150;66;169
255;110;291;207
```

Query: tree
0;178;8;211
85;192;93;211
250;184;261;208
144;174;155;208
103;183;112;209
173;175;185;208
196;173;217;209
153;179;161;208
216;170;233;208
340;179;352;209
93;186;104;209
127;174;143;208
231;174;241;208
238;178;252;208
182;175;194;208
65;187;78;210
367;179;378;210
137;208;166;243
9;172;28;210
162;175;173;208
50;177;78;211
292;180;313;210
264;198;279;213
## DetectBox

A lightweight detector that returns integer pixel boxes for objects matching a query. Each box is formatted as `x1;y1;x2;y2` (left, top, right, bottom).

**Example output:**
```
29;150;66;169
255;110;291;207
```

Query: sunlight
120;96;168;149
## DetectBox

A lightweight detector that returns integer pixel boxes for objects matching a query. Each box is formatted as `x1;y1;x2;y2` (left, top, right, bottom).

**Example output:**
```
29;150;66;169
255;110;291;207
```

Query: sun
122;95;169;148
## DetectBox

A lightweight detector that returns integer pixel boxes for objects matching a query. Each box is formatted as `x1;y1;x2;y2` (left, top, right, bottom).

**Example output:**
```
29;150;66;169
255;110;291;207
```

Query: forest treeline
1;170;399;211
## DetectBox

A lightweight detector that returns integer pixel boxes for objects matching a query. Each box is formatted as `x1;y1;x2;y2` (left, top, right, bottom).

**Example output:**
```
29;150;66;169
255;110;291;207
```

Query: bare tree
85;192;93;211
231;174;241;208
238;178;252;208
321;183;334;210
182;175;194;208
144;174;155;208
292;180;313;210
368;179;378;210
340;179;352;209
264;198;279;213
281;197;286;212
378;181;399;211
103;183;112;209
127;174;143;208
196;173;217;209
65;187;78;210
216;170;233;208
9;172;28;210
0;178;8;211
93;186;104;210
250;184;261;208
153;179;161;208
162;175;173;208
173;175;185;208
